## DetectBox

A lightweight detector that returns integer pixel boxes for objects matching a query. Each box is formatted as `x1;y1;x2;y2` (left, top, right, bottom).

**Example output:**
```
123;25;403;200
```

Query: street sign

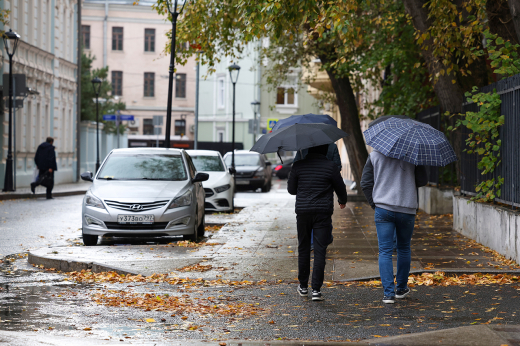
103;115;117;121
119;114;134;121
154;127;162;135
153;115;163;126
267;118;278;131
103;114;134;121
248;119;260;134
2;74;26;97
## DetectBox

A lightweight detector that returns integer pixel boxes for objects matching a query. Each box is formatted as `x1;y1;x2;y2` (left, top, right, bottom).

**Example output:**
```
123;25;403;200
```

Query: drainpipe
103;0;108;67
76;0;82;181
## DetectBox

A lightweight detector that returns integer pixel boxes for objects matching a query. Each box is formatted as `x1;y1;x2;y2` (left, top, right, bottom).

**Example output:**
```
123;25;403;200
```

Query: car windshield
224;154;261;166
190;155;225;172
97;154;187;181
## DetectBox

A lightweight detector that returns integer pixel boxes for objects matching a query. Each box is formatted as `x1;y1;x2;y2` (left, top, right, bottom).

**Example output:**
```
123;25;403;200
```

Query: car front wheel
82;233;98;246
197;214;205;238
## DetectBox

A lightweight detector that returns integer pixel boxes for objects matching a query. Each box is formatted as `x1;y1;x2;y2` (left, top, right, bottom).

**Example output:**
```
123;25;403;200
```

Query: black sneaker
382;295;395;304
30;183;36;194
297;285;308;296
396;287;410;299
312;290;324;301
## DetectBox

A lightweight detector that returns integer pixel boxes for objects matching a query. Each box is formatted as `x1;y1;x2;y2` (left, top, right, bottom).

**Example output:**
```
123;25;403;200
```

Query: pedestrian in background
288;144;348;301
294;142;342;250
361;150;427;304
31;137;57;199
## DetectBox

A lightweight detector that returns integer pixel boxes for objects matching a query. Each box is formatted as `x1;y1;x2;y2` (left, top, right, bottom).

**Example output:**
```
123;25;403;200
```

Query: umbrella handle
277;148;283;164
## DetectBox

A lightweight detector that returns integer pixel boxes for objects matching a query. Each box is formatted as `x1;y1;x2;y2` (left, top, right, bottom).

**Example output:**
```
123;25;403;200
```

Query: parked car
80;148;208;246
223;150;272;192
273;158;294;179
186;149;235;212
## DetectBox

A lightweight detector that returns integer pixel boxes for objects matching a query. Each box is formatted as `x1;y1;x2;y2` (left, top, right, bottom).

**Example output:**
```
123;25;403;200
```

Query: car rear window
190;155;225;172
97;154;187;181
224;154;261;166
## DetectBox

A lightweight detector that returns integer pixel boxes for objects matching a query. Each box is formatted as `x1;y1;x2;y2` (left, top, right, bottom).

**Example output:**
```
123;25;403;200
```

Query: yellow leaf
83;327;92;331
146;318;156;323
288;250;294;253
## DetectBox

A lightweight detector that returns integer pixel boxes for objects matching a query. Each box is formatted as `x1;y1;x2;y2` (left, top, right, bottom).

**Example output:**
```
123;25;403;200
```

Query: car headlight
85;193;105;209
253;168;265;179
168;190;192;209
214;184;231;193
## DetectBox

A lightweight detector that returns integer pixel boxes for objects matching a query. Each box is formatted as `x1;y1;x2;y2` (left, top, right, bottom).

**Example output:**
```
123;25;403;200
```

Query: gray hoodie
360;151;428;215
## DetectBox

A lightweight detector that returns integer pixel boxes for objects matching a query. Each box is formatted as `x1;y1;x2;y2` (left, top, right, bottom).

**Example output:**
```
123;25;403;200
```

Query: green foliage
447;31;518;202
80;52;126;134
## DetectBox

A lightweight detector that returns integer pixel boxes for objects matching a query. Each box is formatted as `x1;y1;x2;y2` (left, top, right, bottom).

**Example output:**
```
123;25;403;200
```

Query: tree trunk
508;0;520;43
319;54;368;192
402;0;464;113
487;0;519;45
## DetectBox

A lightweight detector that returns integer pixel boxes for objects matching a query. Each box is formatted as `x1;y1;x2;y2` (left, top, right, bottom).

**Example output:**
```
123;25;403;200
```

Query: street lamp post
91;77;102;172
250;100;260;145
164;0;187;149
228;63;240;170
2;29;20;192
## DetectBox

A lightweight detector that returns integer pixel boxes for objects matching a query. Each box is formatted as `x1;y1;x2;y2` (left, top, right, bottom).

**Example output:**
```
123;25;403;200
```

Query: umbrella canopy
368;115;412;128
251;123;348;154
363;118;457;166
271;113;337;131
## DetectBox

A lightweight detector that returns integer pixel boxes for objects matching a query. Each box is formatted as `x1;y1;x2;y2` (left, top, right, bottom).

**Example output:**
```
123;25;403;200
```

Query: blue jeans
374;207;415;297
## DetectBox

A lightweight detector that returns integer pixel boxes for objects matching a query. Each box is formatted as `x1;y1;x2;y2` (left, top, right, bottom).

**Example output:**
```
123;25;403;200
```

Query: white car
80;148;208;246
186;150;235;212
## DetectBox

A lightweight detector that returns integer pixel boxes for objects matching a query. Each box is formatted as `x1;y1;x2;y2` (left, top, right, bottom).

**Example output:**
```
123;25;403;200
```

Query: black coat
287;153;348;214
34;142;58;172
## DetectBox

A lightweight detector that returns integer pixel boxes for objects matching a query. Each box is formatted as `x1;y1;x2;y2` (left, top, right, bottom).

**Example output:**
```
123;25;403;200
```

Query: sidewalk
0;181;91;201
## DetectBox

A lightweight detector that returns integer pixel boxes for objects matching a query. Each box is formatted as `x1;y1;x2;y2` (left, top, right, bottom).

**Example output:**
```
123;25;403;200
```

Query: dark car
223;150;272;192
273;158;293;179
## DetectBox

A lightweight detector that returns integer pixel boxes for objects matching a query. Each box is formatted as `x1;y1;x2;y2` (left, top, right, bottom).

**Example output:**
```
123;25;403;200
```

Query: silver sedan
80;148;208;246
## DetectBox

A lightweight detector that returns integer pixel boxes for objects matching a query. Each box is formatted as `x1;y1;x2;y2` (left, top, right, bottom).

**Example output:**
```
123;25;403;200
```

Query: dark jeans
296;212;332;291
34;169;54;198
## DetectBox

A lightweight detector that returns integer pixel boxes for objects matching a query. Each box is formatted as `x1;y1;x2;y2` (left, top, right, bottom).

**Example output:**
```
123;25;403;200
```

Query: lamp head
91;77;102;95
251;100;260;113
228;63;241;84
3;29;20;57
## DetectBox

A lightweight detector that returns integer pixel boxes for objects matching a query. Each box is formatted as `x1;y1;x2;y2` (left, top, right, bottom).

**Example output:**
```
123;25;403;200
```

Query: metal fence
416;73;520;209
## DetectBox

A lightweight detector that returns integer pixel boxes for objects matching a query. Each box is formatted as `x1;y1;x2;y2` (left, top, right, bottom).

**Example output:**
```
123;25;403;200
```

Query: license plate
117;215;154;224
236;180;249;185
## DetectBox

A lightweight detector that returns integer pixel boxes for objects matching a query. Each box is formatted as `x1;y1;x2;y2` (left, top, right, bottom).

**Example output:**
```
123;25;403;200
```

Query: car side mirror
229;167;236;174
81;171;93;182
266;161;272;166
192;172;209;183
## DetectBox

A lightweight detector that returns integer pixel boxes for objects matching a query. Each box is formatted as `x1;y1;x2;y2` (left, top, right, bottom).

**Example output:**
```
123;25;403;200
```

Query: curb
28;251;138;275
0;189;88;201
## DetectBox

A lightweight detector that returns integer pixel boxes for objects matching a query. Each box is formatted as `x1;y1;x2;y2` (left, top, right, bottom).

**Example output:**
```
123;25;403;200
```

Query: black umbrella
250;123;348;160
368;115;412;128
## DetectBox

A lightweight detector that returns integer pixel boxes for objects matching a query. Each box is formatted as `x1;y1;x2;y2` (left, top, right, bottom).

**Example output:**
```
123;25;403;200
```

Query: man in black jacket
287;144;348;301
31;137;57;199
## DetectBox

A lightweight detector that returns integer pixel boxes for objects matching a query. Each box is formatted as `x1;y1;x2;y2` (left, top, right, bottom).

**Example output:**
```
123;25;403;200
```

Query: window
144;72;155;97
144;28;155;52
217;77;225;109
189;155;225;172
177;42;188;51
143;119;154;134
175;73;186;98
218;131;224;142
111;71;123;96
175;119;186;136
112;27;123;51
82;25;90;49
276;87;296;105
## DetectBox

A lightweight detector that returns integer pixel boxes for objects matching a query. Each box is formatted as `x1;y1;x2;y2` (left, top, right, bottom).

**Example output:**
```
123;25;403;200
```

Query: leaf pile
205;224;223;232
178;264;213;272
92;291;263;317
66;270;262;287
168;240;222;248
460;239;520;269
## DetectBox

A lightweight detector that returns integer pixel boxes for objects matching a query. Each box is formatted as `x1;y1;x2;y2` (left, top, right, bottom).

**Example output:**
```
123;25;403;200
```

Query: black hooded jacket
34;142;58;171
287;153;348;214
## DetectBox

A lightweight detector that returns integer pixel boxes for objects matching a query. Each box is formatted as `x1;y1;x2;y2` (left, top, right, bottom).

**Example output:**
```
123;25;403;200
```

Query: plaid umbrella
363;118;457;166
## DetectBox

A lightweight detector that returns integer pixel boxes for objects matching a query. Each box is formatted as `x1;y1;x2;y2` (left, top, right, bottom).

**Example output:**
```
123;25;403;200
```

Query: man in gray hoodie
361;150;427;304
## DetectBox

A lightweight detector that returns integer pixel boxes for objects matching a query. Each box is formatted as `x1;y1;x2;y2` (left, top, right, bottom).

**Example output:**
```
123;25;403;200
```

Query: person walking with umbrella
250;122;349;301
360;118;456;304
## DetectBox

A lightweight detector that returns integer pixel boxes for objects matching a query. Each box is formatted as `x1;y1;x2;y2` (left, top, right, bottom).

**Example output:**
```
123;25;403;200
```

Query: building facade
82;0;196;144
0;0;79;189
197;42;320;153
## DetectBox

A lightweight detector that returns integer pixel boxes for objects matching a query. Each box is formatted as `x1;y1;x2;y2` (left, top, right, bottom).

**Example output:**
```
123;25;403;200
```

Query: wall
79;121;127;173
453;196;520;263
418;186;454;215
